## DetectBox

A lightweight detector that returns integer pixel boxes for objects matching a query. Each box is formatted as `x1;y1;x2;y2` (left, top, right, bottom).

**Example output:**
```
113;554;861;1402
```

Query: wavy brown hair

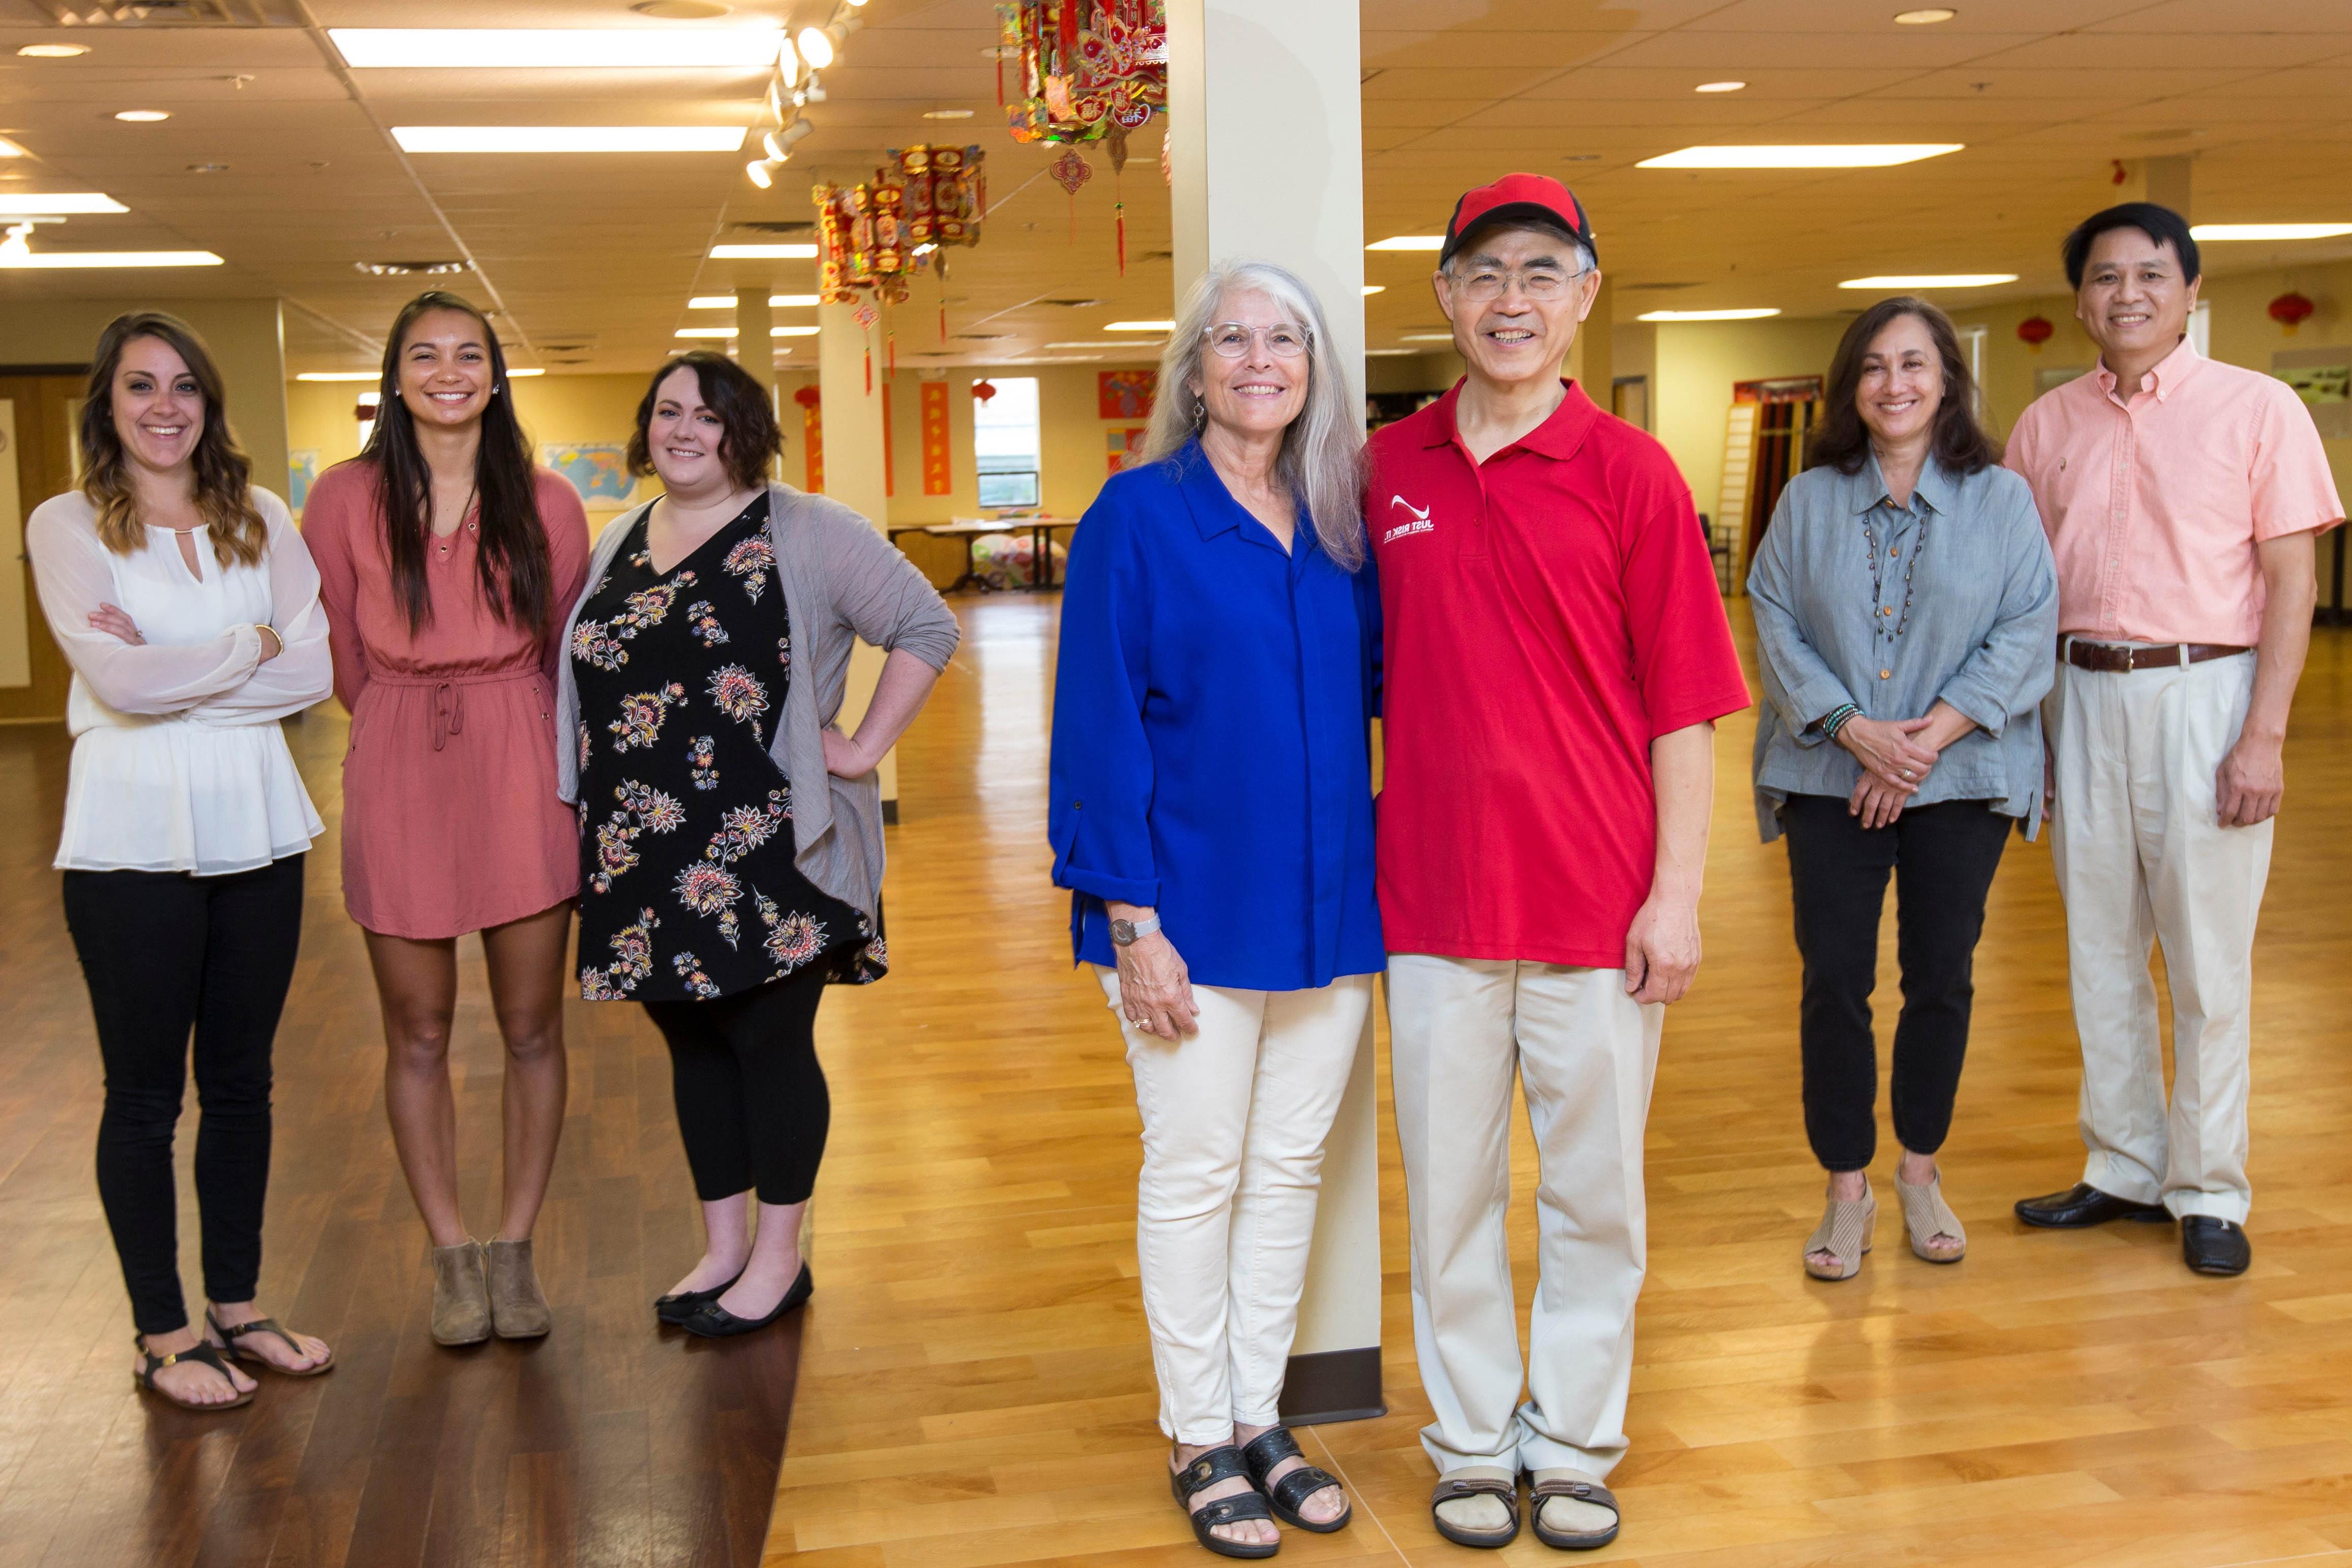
626;351;779;491
1808;295;2001;478
78;312;268;565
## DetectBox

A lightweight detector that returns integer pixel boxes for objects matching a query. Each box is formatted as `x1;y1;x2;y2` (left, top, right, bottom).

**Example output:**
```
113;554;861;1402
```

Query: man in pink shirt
2005;202;2342;1277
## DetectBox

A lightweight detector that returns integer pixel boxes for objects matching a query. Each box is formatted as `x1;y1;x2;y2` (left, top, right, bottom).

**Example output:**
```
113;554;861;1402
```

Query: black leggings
642;962;832;1207
1782;796;2011;1172
61;855;305;1337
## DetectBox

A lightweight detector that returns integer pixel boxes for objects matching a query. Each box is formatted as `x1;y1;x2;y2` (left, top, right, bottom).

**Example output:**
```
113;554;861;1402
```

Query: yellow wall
1647;315;1853;529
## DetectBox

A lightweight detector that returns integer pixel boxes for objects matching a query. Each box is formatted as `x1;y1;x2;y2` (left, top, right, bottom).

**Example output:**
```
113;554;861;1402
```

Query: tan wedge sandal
1896;1168;1967;1263
1804;1180;1875;1281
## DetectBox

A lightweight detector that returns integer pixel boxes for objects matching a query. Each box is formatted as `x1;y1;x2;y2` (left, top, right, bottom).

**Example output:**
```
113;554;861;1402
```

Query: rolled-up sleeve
820;501;961;671
1048;493;1159;909
1747;490;1853;746
1934;479;2059;738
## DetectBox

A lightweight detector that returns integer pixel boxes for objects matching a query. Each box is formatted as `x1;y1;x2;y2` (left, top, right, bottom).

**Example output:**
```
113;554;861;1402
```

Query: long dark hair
356;290;550;634
1808;295;2001;478
78;311;268;566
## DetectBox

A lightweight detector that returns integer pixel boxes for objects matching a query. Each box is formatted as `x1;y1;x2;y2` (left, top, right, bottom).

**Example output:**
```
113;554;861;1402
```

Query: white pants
2048;651;2272;1222
1097;966;1374;1444
1387;954;1662;1478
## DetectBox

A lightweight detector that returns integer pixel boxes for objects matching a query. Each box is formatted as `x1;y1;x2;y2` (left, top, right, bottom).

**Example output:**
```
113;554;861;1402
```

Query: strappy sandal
206;1310;335;1376
133;1335;254;1412
1804;1179;1875;1281
1239;1426;1349;1533
1896;1167;1967;1263
1430;1471;1520;1549
1169;1445;1279;1559
1527;1473;1621;1551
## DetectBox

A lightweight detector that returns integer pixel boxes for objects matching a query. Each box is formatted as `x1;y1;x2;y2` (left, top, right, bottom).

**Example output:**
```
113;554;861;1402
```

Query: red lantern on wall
2016;315;2055;352
2269;292;2315;335
791;385;822;409
971;379;998;405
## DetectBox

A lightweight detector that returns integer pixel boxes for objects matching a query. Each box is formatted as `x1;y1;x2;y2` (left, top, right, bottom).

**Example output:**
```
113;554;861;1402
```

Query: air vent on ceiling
1039;298;1103;308
1135;249;1173;263
49;1;307;23
1622;281;1702;293
730;221;817;236
953;332;1012;341
354;259;467;277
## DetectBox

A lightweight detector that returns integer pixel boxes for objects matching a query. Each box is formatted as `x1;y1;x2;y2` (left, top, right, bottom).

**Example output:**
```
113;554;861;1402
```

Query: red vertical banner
920;381;952;495
882;384;896;499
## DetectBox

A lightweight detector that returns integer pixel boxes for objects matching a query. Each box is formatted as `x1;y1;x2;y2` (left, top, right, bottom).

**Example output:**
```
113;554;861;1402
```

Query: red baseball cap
1440;173;1597;269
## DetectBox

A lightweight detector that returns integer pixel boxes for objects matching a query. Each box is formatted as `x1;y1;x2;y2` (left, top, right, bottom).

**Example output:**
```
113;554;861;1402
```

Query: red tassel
887;330;896;377
1116;199;1126;276
864;345;872;396
996;52;1004;107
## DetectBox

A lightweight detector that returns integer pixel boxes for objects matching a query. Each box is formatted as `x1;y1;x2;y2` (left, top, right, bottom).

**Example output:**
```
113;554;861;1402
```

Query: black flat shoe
655;1269;743;1326
2182;1216;2251;1276
2014;1182;2171;1229
680;1263;812;1339
1240;1426;1349;1533
1170;1446;1278;1559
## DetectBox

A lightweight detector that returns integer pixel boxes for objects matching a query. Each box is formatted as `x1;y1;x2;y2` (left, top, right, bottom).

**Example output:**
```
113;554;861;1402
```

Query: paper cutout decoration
1098;368;1157;420
815;144;988;306
921;381;953;495
999;1;1166;150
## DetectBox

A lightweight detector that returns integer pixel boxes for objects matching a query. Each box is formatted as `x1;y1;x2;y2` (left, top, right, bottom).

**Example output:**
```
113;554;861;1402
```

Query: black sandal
1169;1445;1279;1558
1430;1472;1520;1549
206;1311;334;1377
1527;1474;1620;1551
1239;1426;1349;1533
133;1336;254;1412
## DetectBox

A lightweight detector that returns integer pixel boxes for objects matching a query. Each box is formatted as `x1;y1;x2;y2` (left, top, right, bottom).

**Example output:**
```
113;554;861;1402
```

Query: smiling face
1190;288;1311;442
109;334;205;478
2075;225;2199;368
395;306;495;432
1855;310;1945;452
1432;224;1601;393
644;365;733;497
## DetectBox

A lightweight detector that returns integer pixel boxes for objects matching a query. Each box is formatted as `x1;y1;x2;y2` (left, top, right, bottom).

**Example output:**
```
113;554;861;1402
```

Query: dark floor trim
1280;1346;1384;1426
881;798;900;825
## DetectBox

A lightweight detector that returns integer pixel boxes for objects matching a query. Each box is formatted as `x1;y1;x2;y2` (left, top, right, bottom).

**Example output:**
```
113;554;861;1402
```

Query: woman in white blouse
27;312;337;1412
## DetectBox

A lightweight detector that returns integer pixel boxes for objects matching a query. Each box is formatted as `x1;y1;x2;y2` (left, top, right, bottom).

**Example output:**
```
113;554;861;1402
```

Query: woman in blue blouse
1748;296;2057;1284
1050;260;1379;1559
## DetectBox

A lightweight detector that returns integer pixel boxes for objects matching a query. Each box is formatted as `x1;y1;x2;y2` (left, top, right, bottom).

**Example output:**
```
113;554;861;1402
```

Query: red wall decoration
921;381;953;495
1099;368;1157;420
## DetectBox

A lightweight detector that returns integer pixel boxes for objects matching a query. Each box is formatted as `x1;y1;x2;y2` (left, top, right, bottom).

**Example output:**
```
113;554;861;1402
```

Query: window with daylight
973;376;1041;509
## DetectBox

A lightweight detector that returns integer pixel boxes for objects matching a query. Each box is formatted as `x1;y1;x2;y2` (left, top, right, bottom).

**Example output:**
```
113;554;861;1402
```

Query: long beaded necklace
1862;501;1928;643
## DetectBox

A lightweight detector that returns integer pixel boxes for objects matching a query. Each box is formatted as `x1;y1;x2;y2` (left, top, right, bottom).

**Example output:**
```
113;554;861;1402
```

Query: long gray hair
1140;260;1366;570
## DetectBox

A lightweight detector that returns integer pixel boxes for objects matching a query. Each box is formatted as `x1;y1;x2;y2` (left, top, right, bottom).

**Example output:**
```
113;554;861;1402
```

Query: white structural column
1165;0;1381;1424
818;297;899;811
735;284;776;401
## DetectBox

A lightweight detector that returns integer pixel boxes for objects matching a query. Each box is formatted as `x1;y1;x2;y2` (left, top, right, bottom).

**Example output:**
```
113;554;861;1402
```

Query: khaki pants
2047;650;2271;1222
1387;954;1662;1478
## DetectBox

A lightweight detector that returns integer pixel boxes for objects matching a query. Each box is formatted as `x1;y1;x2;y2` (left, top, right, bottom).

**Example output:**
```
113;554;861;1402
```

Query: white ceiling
1;0;2347;375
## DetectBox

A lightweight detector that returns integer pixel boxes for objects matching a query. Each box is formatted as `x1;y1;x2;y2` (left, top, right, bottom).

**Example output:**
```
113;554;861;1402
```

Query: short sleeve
2250;380;2346;542
1622;477;1750;737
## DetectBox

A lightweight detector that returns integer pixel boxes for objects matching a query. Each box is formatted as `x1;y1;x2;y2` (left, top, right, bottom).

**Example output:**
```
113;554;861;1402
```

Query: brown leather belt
2062;637;2250;674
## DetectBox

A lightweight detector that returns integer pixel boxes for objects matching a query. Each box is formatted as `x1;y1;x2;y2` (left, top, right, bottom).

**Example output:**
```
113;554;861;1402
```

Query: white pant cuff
2166;1194;2251;1224
2081;1159;2162;1208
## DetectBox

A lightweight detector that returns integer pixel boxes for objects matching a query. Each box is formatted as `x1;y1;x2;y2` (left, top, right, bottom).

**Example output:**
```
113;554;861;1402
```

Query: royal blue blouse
1048;440;1384;991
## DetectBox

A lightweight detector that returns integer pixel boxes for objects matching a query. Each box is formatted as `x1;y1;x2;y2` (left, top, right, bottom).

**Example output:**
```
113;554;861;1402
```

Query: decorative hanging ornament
2111;158;2128;186
972;379;998;404
792;385;822;409
853;300;880;393
999;1;1167;148
2269;291;2315;334
1050;147;1092;242
2016;315;2055;352
815;144;989;307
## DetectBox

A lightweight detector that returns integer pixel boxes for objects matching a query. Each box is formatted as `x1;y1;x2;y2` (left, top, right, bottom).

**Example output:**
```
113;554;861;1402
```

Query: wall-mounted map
542;443;636;505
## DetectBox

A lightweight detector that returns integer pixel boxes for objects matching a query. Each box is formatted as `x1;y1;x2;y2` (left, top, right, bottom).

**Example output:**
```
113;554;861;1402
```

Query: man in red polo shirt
1370;175;1748;1552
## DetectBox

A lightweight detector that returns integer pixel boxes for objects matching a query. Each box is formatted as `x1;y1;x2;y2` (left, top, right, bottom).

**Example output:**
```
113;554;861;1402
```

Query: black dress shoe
2181;1216;2251;1276
2014;1182;2171;1229
680;1263;812;1339
654;1269;743;1326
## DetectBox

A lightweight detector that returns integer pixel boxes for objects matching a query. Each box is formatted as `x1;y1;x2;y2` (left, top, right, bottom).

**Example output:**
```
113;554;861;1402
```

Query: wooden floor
768;597;2352;1568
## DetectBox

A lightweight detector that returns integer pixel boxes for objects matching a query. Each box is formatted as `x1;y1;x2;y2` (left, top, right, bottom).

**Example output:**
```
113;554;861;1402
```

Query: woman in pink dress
305;291;590;1347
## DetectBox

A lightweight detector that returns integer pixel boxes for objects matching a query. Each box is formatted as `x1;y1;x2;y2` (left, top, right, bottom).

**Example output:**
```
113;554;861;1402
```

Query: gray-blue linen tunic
1747;453;2058;843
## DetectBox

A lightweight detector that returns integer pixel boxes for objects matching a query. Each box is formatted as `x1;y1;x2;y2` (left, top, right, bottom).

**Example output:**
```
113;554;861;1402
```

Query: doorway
0;373;82;723
1735;376;1822;570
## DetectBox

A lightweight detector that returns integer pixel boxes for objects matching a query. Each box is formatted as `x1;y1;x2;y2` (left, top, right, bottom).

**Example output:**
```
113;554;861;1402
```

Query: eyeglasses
1205;321;1313;358
1446;265;1585;303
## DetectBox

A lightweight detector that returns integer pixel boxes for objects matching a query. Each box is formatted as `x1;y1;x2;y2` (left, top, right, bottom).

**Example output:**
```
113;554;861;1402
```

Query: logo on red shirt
1381;493;1433;544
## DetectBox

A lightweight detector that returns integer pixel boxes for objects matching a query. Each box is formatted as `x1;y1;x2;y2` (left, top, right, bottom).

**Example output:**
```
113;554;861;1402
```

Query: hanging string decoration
852;300;880;394
1049;147;1093;242
815;144;989;308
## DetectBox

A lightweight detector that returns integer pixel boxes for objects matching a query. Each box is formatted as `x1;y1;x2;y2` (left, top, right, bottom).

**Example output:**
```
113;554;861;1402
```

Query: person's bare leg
1171;1435;1280;1550
1234;1419;1345;1525
480;903;572;1242
713;1197;805;1318
669;1191;752;1297
367;932;468;1247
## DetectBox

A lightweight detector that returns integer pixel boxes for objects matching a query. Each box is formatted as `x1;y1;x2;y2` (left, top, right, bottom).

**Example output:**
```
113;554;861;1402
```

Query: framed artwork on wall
1108;426;1148;475
1099;369;1156;420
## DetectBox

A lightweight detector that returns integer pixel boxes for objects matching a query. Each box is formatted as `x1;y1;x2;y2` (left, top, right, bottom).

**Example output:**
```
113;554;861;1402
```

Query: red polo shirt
1368;380;1749;966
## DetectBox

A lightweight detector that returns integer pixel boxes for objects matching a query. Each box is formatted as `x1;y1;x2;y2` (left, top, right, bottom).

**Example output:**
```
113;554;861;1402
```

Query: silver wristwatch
1109;913;1162;946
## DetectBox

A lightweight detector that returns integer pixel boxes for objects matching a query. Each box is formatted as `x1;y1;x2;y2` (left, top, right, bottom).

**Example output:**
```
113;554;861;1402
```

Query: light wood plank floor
768;596;2352;1568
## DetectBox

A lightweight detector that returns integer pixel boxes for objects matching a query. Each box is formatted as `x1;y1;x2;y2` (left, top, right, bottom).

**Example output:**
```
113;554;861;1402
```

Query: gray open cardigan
554;482;959;931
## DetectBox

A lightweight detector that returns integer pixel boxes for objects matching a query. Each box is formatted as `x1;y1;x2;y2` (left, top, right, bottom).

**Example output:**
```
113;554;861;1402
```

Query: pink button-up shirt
2006;337;2341;647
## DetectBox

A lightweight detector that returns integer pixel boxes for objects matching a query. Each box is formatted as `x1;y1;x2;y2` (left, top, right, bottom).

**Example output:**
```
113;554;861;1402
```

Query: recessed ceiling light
1104;320;1174;331
0;193;127;214
0;249;222;269
1695;81;1746;93
711;242;818;258
922;109;976;120
332;29;786;69
687;294;821;308
1839;273;2017;288
1894;7;1957;21
1368;235;1445;251
393;126;750;153
1637;308;1781;321
295;372;381;382
17;43;89;58
1362;284;1386;296
1638;144;1962;169
114;110;171;123
2191;223;2352;241
508;368;545;376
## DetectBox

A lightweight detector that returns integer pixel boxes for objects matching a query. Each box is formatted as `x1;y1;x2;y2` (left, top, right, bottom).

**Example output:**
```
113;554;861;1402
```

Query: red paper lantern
2269;291;2315;334
2016;315;2054;352
792;385;822;409
971;379;998;404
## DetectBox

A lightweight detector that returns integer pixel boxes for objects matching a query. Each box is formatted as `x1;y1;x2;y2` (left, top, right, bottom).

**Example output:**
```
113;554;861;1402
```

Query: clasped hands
1835;707;1955;829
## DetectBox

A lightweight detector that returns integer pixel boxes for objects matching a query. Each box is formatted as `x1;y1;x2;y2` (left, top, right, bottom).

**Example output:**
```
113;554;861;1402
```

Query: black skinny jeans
61;854;305;1337
642;961;832;1207
1782;796;2011;1172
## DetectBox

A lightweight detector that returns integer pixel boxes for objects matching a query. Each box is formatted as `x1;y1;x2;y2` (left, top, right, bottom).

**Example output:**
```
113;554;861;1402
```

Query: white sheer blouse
26;488;333;875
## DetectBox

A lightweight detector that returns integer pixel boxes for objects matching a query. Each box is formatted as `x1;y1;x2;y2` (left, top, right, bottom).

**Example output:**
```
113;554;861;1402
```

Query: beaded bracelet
1820;702;1860;741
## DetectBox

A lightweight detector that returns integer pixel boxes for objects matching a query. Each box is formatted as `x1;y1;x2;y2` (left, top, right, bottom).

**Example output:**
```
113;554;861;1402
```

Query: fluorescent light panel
0;193;128;214
1638;144;1962;169
394;125;748;153
1103;320;1172;331
1044;341;1164;349
1840;273;2017;289
2192;223;2352;241
675;325;820;337
1638;308;1781;321
332;28;784;69
0;138;25;158
687;294;821;308
1398;333;1454;342
711;242;817;258
1362;284;1386;296
0;250;221;269
296;372;379;382
1368;236;1444;251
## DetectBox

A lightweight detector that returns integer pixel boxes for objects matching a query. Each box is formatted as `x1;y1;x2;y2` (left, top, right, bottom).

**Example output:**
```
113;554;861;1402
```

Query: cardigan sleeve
184;491;334;723
1047;487;1160;909
806;495;960;671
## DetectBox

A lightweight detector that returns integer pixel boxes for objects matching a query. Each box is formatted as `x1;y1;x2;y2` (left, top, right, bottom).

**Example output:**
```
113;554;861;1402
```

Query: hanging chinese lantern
2269;291;2315;334
2016;315;2055;352
815;144;988;308
1000;1;1167;148
972;379;998;405
791;385;822;409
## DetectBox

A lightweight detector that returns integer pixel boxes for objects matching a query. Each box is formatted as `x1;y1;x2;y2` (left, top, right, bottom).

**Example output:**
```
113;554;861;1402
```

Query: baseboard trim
881;798;899;825
1278;1346;1383;1426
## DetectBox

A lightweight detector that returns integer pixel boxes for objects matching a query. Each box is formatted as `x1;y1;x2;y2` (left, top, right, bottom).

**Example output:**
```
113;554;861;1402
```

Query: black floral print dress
569;495;884;1002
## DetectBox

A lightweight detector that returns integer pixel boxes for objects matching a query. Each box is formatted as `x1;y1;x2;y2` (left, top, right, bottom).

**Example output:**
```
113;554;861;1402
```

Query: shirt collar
1420;377;1599;463
1172;436;1313;556
2093;333;2202;403
1854;451;1955;516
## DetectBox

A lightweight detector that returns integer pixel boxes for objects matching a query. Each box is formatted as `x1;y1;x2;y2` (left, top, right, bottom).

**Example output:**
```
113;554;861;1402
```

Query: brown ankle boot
430;1240;491;1346
485;1238;552;1340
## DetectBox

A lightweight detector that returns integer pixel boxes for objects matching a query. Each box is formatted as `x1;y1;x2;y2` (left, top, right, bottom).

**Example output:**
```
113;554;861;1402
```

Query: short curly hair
626;350;780;491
